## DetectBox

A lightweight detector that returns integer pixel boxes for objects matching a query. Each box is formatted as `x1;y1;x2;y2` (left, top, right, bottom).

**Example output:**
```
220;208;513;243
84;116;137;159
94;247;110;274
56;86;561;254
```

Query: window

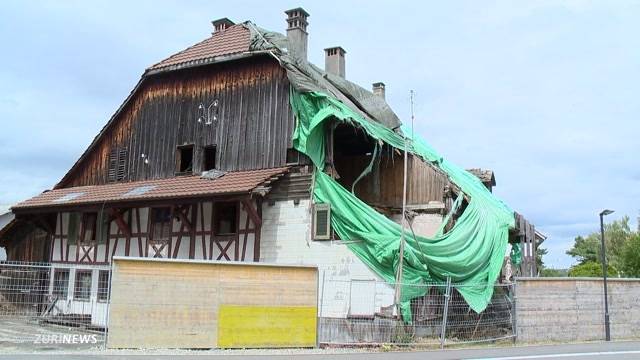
108;147;128;182
313;203;331;240
82;213;97;244
203;145;217;171
74;270;92;301
97;270;109;302
151;207;172;242
286;148;300;165
79;212;109;244
176;145;194;174
215;202;237;235
52;269;69;300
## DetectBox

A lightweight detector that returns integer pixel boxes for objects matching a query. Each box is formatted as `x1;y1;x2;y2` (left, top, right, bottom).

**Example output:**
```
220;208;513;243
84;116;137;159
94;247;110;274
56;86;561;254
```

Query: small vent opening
313;203;331;240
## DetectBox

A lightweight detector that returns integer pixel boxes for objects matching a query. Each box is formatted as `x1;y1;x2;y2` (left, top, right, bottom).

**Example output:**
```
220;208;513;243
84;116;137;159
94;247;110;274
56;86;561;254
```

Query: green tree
604;216;632;270
566;235;601;264
621;234;640;277
568;261;617;277
536;246;547;271
540;268;567;277
566;216;633;272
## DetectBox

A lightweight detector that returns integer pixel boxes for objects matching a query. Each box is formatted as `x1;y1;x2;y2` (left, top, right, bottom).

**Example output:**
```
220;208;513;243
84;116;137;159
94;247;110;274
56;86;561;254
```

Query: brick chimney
211;18;234;34
285;7;309;61
324;46;346;78
372;82;386;99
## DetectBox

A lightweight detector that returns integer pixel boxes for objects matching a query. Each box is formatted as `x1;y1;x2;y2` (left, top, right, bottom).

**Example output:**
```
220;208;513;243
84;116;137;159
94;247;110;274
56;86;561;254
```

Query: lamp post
599;209;614;341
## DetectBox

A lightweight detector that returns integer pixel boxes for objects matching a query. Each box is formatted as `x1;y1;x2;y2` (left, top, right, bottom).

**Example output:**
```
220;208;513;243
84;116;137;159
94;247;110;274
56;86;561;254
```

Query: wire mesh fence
0;261;109;350
318;276;515;347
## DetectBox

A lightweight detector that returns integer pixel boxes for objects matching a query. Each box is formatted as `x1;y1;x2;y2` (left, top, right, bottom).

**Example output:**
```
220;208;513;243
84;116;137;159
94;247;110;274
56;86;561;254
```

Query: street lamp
599;209;614;341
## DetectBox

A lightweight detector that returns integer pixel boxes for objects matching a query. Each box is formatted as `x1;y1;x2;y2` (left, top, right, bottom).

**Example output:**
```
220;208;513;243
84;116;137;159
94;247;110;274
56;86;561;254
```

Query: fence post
440;276;452;349
103;262;113;350
317;270;325;348
512;279;518;344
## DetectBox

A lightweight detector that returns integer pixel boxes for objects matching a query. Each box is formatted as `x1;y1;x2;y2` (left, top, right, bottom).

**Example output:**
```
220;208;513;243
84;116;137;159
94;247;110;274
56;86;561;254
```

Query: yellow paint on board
217;305;317;348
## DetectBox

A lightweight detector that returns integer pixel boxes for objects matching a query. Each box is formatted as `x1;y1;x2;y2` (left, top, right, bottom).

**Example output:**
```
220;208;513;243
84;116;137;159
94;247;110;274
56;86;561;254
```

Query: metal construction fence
0;261;109;350
3;260;637;351
318;277;515;347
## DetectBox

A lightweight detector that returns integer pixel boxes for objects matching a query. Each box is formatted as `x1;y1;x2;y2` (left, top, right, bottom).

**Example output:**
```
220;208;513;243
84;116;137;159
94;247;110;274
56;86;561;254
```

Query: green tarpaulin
290;90;515;321
245;21;517;320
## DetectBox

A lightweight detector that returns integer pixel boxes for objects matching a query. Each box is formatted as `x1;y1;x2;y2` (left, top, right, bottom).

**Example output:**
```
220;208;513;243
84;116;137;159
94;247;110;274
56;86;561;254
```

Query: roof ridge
146;35;214;71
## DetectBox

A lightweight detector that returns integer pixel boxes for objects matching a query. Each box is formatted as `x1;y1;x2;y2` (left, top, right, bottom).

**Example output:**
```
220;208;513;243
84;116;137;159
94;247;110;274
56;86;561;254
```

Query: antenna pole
394;90;414;318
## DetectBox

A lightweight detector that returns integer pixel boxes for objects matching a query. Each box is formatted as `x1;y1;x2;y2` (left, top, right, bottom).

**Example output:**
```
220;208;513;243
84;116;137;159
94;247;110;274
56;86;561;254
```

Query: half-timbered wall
58;55;296;188
50;200;260;264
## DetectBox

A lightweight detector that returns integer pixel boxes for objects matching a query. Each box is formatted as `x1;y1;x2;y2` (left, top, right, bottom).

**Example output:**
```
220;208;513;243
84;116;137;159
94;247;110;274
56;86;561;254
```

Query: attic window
203;145;217;171
286;148;300;165
176;145;194;174
108;147;128;182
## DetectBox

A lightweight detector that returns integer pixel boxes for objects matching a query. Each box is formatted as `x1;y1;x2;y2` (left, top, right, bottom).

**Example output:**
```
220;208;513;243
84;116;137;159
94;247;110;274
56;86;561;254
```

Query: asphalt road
1;341;639;359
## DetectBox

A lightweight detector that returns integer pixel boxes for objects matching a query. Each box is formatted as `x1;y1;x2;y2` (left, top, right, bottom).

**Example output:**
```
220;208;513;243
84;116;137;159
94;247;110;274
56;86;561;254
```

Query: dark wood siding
58;55;295;188
335;153;448;208
3;225;50;263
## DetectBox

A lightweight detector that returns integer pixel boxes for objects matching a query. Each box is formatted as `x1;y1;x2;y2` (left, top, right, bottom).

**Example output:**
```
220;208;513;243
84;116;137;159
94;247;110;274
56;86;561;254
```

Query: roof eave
11;190;255;215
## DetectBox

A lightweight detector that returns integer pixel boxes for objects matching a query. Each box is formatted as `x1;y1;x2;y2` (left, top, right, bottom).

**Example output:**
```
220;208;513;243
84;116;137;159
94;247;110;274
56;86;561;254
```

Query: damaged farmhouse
0;8;543;331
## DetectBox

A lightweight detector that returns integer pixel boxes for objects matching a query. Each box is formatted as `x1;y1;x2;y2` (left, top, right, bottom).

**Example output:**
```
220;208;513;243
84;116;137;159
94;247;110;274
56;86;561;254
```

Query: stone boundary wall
516;277;640;343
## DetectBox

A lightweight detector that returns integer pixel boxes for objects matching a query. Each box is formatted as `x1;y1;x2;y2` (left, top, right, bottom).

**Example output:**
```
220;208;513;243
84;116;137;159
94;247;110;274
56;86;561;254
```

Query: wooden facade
5;45;457;267
58;55;296;188
335;153;449;208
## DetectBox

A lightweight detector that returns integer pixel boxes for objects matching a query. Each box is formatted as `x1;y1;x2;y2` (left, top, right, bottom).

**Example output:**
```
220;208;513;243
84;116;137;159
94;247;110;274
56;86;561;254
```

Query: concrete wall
516;277;640;343
260;199;443;318
107;257;317;349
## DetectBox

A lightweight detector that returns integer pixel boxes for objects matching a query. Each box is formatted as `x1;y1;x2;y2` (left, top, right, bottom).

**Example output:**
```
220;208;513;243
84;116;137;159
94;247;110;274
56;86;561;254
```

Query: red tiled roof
13;167;288;211
148;24;251;71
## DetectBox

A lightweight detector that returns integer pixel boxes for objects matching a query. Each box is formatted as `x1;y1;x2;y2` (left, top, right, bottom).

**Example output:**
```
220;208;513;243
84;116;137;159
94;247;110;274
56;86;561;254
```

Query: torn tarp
246;22;516;321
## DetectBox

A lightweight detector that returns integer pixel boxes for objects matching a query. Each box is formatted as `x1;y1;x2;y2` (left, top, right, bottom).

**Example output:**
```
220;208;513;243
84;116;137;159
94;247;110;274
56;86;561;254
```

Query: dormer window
203;145;217;171
176;145;194;174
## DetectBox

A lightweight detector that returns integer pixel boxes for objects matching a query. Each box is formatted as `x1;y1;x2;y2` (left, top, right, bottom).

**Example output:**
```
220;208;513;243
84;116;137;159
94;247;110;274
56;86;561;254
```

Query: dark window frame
78;211;108;245
176;144;195;175
149;207;173;243
203;145;217;171
214;202;238;236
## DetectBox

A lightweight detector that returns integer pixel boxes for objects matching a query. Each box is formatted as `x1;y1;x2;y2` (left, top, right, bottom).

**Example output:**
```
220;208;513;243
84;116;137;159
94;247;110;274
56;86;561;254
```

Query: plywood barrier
107;257;317;349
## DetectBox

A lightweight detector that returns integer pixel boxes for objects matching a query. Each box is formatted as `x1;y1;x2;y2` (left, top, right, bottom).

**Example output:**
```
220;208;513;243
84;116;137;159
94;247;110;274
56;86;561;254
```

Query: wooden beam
253;197;263;262
175;205;194;233
241;200;261;228
189;204;197;259
109;208;132;238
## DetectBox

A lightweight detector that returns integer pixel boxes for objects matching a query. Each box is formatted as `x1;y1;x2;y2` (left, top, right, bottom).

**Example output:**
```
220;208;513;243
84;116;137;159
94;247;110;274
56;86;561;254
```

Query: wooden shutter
116;148;127;181
67;213;80;245
108;147;128;182
108;149;118;182
96;210;109;244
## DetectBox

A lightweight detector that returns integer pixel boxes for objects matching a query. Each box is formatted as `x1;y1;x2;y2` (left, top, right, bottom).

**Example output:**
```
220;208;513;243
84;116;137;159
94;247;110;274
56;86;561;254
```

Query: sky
0;0;638;267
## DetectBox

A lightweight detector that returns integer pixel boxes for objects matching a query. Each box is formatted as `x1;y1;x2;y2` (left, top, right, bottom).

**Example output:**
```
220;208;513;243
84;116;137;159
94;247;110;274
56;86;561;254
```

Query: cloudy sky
0;1;638;267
